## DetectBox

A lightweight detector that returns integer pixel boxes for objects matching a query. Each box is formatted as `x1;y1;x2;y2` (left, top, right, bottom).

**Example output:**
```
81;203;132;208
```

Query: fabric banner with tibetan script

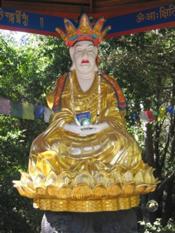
0;4;175;37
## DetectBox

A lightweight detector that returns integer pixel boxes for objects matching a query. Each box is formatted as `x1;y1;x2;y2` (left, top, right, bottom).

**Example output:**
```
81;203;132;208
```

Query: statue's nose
82;49;88;58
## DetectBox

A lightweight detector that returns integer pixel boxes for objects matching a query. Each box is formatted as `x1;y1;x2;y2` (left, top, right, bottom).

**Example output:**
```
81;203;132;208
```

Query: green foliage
0;34;50;233
100;29;175;169
0;32;72;232
139;218;175;233
0;116;42;233
100;30;175;226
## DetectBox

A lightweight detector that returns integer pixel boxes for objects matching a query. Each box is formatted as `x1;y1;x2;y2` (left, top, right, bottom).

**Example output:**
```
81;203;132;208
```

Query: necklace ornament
70;71;101;126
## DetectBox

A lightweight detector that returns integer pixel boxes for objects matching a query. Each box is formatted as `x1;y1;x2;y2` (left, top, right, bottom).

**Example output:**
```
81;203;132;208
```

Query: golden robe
14;71;157;212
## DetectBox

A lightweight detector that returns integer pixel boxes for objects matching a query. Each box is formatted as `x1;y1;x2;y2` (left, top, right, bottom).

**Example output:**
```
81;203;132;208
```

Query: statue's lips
81;60;89;64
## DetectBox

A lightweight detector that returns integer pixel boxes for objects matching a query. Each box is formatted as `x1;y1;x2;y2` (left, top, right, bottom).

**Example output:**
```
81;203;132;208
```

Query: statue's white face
70;41;98;75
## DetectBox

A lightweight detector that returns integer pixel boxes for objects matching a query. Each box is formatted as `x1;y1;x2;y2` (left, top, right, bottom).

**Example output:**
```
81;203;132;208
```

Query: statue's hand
63;122;109;137
94;122;109;132
63;123;82;135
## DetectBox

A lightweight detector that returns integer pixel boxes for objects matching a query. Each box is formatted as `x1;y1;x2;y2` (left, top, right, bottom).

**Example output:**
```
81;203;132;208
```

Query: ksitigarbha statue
13;14;157;215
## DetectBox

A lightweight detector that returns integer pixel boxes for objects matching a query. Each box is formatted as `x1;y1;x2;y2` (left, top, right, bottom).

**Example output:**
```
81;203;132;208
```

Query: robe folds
13;71;157;212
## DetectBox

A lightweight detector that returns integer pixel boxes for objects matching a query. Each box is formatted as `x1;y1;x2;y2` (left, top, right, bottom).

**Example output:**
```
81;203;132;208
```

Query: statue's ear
69;47;74;61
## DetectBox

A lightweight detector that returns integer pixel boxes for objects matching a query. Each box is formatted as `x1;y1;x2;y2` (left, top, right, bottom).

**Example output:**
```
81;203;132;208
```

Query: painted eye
88;46;94;51
75;46;83;52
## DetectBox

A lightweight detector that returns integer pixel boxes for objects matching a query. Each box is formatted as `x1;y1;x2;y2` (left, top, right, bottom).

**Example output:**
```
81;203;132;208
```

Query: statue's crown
56;14;111;47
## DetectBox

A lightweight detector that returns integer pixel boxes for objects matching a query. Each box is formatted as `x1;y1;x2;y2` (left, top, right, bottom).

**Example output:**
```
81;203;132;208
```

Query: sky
0;29;30;44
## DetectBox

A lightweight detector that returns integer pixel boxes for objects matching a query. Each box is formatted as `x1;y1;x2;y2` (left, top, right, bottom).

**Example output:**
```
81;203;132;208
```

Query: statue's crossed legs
41;208;138;233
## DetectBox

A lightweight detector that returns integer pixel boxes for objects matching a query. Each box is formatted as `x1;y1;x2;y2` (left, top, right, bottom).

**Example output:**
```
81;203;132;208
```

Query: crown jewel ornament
56;14;111;47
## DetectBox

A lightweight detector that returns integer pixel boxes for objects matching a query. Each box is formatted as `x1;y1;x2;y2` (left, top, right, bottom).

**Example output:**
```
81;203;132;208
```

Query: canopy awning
0;0;175;37
1;0;174;17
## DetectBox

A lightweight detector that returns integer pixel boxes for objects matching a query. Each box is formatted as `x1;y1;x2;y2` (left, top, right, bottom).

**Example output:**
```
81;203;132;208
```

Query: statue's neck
75;71;96;92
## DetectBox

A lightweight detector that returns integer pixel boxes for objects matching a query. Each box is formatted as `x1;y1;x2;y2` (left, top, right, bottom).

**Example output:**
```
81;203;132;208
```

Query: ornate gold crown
56;14;111;47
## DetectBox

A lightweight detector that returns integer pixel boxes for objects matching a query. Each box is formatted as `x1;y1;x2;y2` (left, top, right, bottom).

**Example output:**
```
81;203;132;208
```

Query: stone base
41;208;138;233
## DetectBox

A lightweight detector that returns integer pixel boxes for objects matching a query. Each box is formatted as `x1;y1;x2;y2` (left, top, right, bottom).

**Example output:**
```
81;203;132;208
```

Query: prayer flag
0;97;11;115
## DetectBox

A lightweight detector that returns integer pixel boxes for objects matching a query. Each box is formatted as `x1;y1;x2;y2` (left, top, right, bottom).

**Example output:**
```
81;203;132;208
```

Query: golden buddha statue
13;14;157;213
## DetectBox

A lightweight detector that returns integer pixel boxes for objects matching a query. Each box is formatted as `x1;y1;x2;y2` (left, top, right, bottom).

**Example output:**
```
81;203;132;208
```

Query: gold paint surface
34;196;140;212
13;72;158;212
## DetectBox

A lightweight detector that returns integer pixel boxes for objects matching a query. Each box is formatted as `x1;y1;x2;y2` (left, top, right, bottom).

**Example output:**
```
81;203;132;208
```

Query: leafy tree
99;29;175;227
